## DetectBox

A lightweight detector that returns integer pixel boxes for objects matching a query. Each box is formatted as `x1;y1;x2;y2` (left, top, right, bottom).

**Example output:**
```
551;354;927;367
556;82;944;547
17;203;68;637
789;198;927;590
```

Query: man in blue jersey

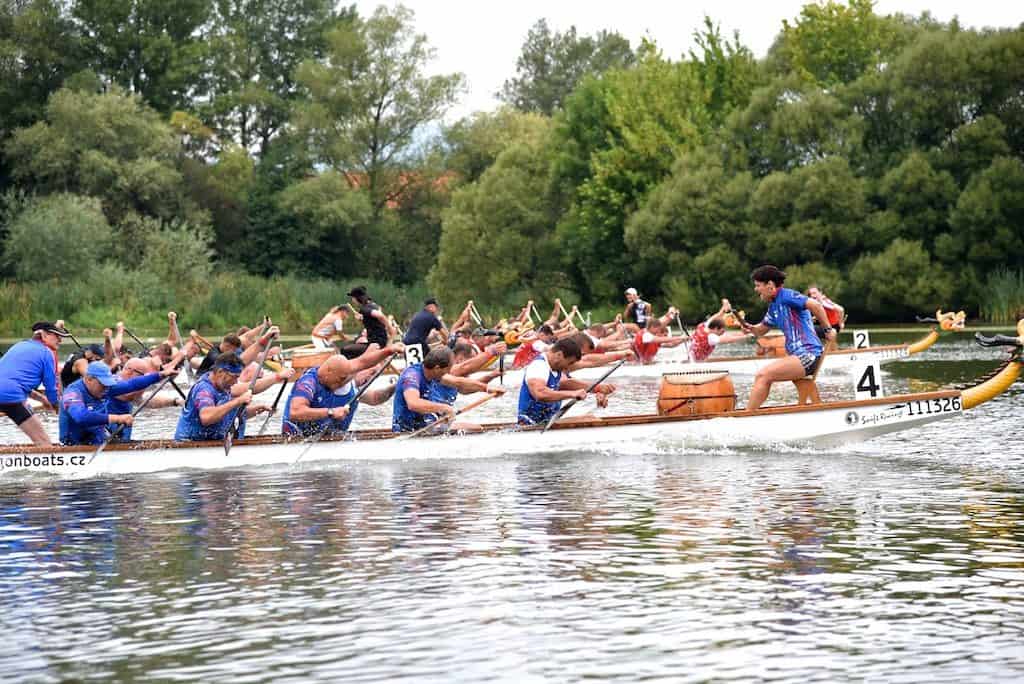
518;337;615;426
0;321;70;445
283;342;403;437
738;265;837;410
59;361;171;445
174;354;274;441
392;347;503;433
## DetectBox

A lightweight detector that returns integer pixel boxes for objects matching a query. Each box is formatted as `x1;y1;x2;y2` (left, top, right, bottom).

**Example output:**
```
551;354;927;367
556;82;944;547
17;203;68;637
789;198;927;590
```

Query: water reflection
0;343;1022;680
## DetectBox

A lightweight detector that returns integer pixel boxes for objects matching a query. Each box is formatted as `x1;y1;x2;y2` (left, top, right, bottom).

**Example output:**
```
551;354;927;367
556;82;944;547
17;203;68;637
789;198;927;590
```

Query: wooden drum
657;371;736;416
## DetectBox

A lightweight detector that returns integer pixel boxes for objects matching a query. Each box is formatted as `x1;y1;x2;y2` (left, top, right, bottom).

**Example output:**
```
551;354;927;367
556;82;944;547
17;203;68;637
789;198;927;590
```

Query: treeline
1;0;1022;335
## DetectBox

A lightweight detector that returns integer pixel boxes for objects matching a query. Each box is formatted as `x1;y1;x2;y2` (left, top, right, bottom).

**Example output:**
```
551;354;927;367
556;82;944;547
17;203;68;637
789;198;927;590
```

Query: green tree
499;19;634;116
430;124;563;306
5;86;204;226
847;238;953;318
203;0;352;155
772;0;904;87
870;151;956;250
947;156;1024;274
3;193;113;280
294;4;464;221
72;0;210;114
442;107;551;185
689;17;763;127
554;44;712;302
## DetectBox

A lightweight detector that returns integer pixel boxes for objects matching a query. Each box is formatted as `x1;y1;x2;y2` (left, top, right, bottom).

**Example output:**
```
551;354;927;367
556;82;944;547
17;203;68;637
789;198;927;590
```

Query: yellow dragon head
936;309;966;332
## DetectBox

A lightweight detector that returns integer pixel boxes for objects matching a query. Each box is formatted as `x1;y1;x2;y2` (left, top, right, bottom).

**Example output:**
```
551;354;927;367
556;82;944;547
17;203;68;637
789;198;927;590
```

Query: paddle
402;391;498;439
292;353;399;465
468;301;483;326
169;315;196;382
257;374;290;436
88;366;182;465
224;333;277;456
124;326;188;402
542;359;625;433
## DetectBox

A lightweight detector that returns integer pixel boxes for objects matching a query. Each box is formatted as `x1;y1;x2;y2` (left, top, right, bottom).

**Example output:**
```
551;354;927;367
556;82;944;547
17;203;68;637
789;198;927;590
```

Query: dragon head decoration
936;309;966;332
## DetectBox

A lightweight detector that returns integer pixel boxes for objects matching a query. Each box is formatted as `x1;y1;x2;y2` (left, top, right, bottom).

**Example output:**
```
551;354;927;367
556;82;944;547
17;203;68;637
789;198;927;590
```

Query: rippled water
1;333;1023;681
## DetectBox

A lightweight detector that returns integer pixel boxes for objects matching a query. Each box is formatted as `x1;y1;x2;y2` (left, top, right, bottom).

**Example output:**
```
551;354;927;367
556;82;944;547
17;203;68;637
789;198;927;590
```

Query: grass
979;268;1024;324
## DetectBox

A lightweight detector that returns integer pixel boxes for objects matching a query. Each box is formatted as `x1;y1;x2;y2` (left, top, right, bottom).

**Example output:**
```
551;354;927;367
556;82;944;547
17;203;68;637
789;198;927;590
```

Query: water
1;334;1023;681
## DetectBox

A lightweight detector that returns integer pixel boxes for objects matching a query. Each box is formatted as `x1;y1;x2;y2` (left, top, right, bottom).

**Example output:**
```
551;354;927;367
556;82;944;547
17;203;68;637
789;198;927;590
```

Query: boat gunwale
0;389;960;456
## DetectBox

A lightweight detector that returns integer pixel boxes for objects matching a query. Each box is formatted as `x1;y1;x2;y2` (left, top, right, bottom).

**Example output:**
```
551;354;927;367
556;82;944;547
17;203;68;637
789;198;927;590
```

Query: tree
772;0;905;87
203;0;352;155
3;193;113;280
499;19;634;116
0;0;84;190
947;156;1024;274
294;4;464;221
5;86;204;226
430;123;563;306
847;239;953;319
72;0;210;115
442;107;551;185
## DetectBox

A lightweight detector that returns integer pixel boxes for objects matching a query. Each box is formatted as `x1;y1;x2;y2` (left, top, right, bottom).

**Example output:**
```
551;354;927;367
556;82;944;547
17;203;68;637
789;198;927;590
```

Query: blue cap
86;361;118;387
213;353;244;374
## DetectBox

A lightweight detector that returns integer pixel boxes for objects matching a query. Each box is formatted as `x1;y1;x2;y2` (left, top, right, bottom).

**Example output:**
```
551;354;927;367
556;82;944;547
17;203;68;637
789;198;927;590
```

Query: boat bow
962;321;1024;410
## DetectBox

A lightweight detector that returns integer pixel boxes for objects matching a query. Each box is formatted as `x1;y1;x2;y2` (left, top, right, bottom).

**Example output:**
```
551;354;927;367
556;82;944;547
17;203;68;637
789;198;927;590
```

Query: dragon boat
497;310;967;384
1;322;1018;480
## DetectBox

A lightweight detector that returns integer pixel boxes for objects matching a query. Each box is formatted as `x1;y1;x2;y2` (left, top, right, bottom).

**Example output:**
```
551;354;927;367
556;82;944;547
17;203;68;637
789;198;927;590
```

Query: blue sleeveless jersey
517;357;563;425
174;373;240;441
282;367;358;437
392;364;438;432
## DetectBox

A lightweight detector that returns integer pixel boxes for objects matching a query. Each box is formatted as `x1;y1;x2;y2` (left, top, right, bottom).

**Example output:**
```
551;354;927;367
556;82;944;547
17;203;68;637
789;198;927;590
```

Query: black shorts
0;401;33;426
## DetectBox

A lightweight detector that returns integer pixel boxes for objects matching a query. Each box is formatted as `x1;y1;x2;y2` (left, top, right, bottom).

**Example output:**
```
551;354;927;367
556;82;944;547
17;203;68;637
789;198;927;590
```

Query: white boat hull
0;390;963;479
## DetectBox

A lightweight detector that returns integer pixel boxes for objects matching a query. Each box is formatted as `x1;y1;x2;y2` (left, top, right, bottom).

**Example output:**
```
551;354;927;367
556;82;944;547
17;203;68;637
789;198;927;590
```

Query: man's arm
439;374;504;396
199;391;251;426
526;377;585;403
403;388;456;417
450;343;506;376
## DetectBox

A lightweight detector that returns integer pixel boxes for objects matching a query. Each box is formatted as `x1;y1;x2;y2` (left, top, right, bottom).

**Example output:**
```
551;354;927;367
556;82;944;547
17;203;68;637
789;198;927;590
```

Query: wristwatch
327;408;335;419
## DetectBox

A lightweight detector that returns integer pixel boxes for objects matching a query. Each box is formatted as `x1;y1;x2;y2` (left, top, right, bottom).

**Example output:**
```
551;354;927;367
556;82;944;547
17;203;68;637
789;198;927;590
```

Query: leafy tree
3;193;113;280
947;156;1024;274
689;17;763;127
782;262;846;301
203;0;352;155
555;44;713;302
294;4;464;221
430;123;562;306
72;0;210;114
442;107;551;185
870;151;956;250
5;86;204;226
772;0;904;87
499;19;634;115
847;238;953;318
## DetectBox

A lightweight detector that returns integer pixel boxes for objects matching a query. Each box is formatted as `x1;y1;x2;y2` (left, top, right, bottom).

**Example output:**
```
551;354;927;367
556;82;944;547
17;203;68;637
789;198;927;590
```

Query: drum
657;371;736;416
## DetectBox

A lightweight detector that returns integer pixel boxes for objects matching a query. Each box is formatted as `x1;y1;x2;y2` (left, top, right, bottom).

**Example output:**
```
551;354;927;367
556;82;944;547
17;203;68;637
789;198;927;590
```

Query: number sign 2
852;330;871;349
854;362;884;400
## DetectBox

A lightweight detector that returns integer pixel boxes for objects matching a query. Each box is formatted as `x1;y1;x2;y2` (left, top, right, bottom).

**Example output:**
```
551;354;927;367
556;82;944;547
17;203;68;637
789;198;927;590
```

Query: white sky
354;1;1022;121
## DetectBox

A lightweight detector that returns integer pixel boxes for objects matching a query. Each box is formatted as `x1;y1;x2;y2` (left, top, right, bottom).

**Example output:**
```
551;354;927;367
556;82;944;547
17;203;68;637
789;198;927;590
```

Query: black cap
347;285;367;298
32;321;70;337
424;297;438;307
85;343;104;356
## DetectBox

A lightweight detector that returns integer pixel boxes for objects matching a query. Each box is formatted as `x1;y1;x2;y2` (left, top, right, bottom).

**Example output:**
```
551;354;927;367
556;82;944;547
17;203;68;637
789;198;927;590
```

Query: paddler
173;353;274;441
737;265;836;410
518;337;615;425
0;321;70;445
58;361;173;445
311;305;349;349
392;347;502;433
282;342;404;437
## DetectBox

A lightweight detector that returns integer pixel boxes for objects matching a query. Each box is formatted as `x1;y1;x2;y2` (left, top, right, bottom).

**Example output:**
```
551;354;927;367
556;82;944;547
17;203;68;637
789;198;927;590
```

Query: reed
979;268;1024;324
0;270;430;337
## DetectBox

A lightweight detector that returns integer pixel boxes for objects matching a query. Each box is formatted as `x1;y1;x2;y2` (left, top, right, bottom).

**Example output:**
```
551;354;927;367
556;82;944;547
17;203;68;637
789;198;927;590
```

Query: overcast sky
353;1;1021;121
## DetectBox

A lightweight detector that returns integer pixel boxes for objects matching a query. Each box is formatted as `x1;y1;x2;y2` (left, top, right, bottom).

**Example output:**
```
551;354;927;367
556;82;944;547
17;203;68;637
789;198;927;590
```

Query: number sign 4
854;362;884;400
